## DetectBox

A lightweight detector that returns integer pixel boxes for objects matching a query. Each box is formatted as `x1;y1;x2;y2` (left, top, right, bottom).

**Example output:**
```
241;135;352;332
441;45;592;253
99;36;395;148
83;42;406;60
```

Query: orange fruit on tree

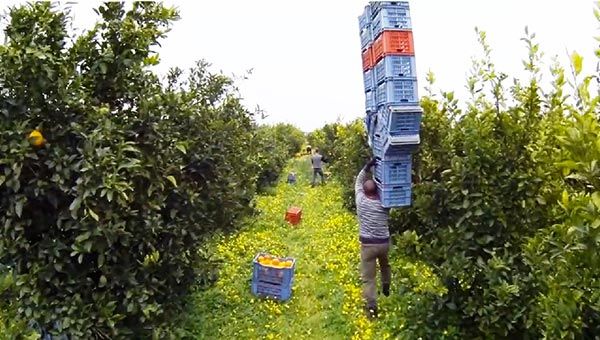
28;130;46;147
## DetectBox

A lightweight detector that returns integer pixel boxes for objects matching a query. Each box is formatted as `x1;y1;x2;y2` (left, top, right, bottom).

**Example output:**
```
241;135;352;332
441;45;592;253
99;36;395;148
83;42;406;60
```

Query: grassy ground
180;157;445;339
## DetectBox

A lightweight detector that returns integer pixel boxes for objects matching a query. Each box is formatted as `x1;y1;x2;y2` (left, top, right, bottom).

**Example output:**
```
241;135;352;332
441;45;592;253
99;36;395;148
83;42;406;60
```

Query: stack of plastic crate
358;1;421;208
359;3;376;136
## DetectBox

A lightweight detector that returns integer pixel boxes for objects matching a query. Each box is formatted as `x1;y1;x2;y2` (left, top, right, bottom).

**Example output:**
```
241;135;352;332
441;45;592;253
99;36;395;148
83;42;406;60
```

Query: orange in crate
372;30;415;63
285;207;302;225
362;46;373;71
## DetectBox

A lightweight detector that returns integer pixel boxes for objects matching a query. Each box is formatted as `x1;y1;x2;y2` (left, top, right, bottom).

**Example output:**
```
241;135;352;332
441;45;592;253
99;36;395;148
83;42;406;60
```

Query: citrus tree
0;2;286;337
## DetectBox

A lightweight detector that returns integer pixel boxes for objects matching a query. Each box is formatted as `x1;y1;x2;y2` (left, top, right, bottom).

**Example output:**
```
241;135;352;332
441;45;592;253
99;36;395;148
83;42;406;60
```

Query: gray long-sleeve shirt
355;168;390;244
311;154;323;169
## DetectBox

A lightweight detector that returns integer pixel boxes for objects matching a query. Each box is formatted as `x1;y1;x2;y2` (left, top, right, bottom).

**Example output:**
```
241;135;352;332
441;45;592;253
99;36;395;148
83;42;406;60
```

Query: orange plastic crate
285;207;302;225
372;30;415;63
362;47;373;71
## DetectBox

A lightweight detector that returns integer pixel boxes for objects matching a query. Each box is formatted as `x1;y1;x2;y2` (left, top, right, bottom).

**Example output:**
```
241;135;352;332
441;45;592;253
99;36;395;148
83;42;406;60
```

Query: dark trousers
311;168;324;185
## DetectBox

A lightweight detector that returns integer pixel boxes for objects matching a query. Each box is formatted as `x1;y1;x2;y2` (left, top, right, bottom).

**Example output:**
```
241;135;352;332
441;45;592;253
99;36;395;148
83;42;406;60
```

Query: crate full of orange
251;253;296;301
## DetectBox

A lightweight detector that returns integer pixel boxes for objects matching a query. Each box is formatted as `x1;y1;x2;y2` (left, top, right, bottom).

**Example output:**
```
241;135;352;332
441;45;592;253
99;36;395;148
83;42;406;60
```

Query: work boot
364;304;378;319
382;283;390;297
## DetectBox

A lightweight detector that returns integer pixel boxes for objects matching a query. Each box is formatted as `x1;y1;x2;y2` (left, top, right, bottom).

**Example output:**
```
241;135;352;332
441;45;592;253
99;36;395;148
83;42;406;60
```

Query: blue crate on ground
252;253;295;285
372;5;412;38
376;179;412;208
380;105;422;136
374;56;417;84
370;1;410;17
363;69;375;91
376;77;419;106
251;281;292;301
374;154;412;185
365;89;376;112
360;25;373;49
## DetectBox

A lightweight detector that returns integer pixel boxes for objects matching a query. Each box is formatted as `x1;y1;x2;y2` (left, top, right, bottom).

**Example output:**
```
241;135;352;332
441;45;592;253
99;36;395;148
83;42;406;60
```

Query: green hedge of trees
0;2;302;337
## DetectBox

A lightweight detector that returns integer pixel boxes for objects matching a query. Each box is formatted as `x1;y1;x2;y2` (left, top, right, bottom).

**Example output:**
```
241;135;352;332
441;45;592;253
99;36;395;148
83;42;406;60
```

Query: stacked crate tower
359;1;420;208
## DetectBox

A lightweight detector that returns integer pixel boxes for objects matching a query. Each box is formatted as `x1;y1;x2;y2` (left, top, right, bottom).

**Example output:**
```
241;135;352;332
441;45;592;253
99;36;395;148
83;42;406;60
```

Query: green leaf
462;199;470;209
15;200;23;218
176;143;187;154
556;160;578;170
561;190;569;206
98;254;105;268
88;208;99;221
592;192;600;209
84;241;93;253
571;51;583;75
75;231;91;243
69;197;82;217
99;275;107;287
166;175;177;187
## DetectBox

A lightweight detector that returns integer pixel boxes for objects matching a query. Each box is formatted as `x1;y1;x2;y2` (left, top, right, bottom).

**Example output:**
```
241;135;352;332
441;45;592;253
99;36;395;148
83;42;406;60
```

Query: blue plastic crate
360;25;373;49
358;6;372;31
381;105;422;136
374;154;412;184
374;56;417;84
373;132;419;159
252;253;295;285
365;111;377;138
376;78;419;106
370;1;410;18
376;179;412;208
372;5;412;38
365;90;376;112
363;69;375;91
251;281;292;301
385;142;418;157
372;131;386;157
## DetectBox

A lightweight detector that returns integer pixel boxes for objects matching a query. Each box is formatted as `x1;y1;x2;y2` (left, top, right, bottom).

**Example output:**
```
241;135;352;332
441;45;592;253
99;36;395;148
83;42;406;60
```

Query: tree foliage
307;120;370;208
0;2;291;337
253;123;306;191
